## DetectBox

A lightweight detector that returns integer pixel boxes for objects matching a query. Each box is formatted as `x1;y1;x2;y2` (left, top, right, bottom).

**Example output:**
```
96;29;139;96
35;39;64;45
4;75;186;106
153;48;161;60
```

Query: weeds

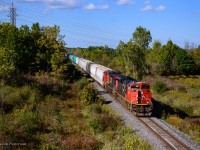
153;81;168;94
0;73;153;149
167;116;200;144
151;75;200;143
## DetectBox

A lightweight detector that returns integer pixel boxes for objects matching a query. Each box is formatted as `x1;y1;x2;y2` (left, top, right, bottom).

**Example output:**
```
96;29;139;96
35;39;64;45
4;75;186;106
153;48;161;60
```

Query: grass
144;75;200;143
167;116;200;143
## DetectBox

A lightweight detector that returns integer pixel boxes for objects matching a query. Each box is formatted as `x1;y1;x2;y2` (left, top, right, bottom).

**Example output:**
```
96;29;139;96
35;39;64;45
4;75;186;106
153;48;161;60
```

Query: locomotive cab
127;82;153;116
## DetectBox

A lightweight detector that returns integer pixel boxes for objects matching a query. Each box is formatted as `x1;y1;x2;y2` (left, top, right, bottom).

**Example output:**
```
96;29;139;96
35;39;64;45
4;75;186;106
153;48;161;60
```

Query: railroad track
93;82;192;150
137;117;191;150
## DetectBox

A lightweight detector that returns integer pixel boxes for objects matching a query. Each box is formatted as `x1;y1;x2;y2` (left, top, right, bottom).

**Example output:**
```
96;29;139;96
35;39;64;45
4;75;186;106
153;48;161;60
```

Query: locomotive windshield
131;85;139;92
131;85;139;89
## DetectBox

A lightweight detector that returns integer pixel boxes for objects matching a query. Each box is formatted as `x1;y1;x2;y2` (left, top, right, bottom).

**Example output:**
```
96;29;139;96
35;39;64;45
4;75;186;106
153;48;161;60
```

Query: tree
175;49;197;75
159;40;197;75
190;46;200;70
0;48;15;79
15;25;38;73
132;26;152;49
152;40;162;50
121;41;146;79
0;23;18;51
36;25;66;72
159;40;178;75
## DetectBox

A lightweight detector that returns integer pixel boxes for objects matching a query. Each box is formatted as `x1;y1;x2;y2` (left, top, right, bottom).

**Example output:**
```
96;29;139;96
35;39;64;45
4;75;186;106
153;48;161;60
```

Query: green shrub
0;114;16;139
123;127;153;150
76;77;88;90
14;106;44;139
0;85;38;106
89;117;103;133
80;83;98;106
153;81;167;94
89;114;117;133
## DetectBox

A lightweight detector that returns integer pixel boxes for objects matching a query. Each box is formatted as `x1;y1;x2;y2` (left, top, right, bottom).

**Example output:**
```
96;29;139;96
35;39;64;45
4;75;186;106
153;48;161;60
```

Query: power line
1;1;130;47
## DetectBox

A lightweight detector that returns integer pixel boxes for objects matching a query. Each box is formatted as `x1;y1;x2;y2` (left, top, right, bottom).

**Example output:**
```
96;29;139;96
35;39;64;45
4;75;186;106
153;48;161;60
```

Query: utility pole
9;2;17;26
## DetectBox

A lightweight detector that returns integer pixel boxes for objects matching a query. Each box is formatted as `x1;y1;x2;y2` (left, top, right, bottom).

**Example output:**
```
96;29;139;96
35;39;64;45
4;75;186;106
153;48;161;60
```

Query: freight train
68;54;153;116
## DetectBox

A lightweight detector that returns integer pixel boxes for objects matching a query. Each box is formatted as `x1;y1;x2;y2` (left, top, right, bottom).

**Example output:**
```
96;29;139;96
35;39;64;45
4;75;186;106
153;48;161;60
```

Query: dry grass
144;75;200;143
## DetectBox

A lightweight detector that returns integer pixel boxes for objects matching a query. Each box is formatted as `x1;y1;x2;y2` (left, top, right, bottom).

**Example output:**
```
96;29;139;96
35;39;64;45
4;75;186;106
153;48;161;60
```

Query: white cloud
0;5;9;12
140;5;153;11
22;0;84;9
145;0;151;5
140;1;166;12
83;3;96;10
116;0;134;6
155;5;166;11
83;3;108;10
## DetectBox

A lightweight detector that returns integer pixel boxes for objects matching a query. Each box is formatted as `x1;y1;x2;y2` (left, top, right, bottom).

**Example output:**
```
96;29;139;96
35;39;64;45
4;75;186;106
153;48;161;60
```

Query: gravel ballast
93;82;200;150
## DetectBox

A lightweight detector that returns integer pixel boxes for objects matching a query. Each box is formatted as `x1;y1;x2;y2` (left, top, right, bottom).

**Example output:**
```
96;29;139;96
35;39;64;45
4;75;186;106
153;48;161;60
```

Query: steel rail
93;81;191;150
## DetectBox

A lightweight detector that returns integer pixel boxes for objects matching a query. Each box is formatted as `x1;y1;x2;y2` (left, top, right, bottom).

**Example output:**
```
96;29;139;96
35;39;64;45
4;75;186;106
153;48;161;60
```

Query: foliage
190;47;200;68
178;104;193;117
123;127;153;150
80;83;98;106
0;48;15;78
89;114;117;133
175;49;197;75
167;116;200;144
153;81;167;94
132;26;152;49
14;106;43;139
76;77;88;90
150;75;200;143
0;22;66;82
119;40;147;79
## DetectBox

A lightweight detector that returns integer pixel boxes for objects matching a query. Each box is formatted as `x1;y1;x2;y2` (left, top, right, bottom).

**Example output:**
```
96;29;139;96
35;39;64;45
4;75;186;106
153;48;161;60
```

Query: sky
0;0;200;48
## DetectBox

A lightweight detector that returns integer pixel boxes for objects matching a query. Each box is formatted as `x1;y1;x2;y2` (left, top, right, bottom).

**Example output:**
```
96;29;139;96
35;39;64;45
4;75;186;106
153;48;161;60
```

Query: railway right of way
93;81;200;150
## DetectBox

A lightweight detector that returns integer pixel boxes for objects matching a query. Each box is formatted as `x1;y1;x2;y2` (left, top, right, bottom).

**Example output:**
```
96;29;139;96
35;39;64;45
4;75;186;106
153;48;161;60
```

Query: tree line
68;26;200;79
0;22;79;83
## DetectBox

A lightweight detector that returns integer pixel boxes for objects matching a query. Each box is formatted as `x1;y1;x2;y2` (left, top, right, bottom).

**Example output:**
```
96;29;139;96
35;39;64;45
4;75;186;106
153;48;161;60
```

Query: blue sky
0;0;200;48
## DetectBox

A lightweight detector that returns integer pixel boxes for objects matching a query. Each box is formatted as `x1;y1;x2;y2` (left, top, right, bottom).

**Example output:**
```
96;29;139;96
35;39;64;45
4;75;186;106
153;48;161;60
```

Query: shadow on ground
152;98;189;119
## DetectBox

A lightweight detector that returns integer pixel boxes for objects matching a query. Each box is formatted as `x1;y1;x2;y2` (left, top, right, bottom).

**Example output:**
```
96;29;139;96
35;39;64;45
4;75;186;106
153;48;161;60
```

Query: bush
0;114;16;140
80;83;98;106
153;81;167;94
123;127;153;150
87;104;102;115
0;85;39;113
89;114;117;133
89;117;103;132
14;106;44;139
76;77;88;90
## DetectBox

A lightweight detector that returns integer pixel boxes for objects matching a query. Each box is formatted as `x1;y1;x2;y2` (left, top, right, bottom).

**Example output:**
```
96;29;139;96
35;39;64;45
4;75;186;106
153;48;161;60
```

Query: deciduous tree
132;26;152;49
